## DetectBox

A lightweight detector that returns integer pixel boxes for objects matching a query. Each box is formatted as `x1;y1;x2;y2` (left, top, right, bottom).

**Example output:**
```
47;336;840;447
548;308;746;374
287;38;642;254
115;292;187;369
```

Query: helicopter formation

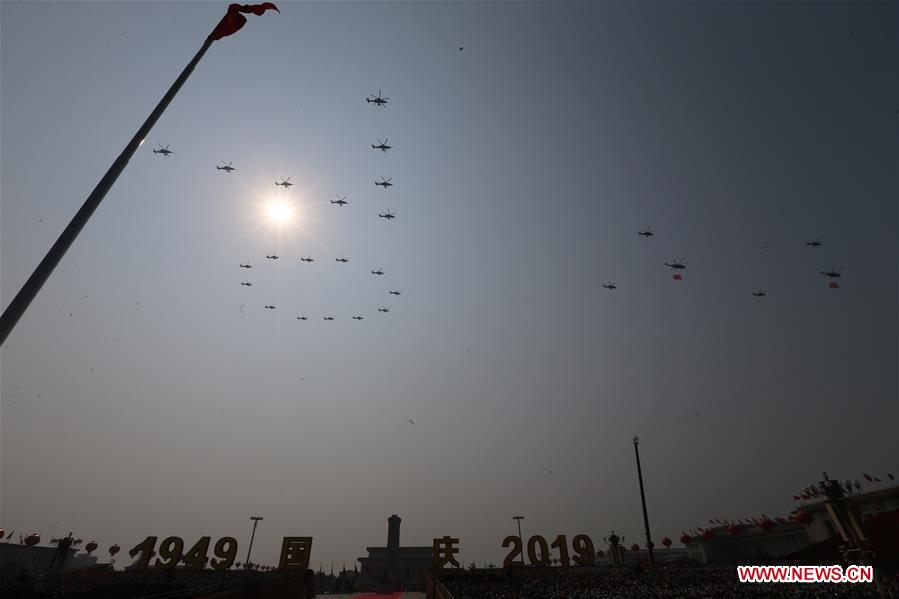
150;88;406;321
607;228;843;295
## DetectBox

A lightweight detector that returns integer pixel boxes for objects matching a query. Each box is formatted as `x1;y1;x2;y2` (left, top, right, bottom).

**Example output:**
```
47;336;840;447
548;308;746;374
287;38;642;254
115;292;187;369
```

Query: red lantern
728;524;744;536
630;543;640;552
794;510;813;525
0;529;4;539
85;541;98;554
759;518;775;532
24;533;40;546
680;534;691;544
109;544;120;556
661;537;672;548
235;562;242;568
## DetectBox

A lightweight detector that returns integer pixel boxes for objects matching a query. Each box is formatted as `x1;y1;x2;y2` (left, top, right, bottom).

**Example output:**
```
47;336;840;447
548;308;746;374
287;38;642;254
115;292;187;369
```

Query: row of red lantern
681;510;814;543
0;530;119;556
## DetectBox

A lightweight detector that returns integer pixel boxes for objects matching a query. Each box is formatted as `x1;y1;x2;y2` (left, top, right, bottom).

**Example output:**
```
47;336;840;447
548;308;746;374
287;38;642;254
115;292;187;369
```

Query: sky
1;0;897;570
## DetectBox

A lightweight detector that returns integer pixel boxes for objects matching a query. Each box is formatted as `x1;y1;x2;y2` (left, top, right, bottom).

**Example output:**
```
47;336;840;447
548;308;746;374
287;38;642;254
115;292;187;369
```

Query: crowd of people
437;564;899;599
0;567;274;599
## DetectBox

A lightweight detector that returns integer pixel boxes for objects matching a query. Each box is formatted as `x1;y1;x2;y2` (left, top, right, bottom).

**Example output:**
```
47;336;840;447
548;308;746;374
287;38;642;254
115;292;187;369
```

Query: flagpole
633;436;655;565
0;37;213;346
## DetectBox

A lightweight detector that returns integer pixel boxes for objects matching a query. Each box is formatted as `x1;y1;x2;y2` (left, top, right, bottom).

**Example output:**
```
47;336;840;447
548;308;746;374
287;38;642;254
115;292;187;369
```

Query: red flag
863;473;873;482
792;495;801;500
673;274;683;280
209;3;279;41
874;476;882;482
829;282;839;289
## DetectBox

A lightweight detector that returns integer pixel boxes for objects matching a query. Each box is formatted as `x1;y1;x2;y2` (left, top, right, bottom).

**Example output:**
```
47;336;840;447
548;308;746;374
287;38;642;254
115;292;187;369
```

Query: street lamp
245;516;263;569
513;516;525;566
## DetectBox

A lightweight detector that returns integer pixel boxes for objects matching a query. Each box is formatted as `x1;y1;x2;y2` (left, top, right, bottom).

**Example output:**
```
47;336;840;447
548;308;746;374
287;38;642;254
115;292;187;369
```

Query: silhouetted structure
356;514;431;591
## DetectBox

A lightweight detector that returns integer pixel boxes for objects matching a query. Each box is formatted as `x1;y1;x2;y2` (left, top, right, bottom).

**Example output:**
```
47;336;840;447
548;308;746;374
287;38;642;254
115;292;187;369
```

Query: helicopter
388;290;402;296
372;138;392;152
806;238;822;247
371;268;385;276
323;316;335;321
752;289;767;298
335;255;349;263
331;194;348;206
216;161;236;173
264;305;276;310
637;227;655;237
602;283;617;290
239;263;252;269
152;143;174;156
266;254;279;260
664;259;687;270
300;256;314;263
240;282;253;287
378;307;390;313
374;177;393;188
820;267;842;279
379;210;396;220
275;177;293;188
296;316;308;321
366;90;389;106
352;315;364;320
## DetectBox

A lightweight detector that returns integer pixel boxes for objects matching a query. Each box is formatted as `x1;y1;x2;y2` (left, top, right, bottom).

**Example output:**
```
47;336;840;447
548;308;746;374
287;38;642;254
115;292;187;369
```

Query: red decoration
108;544;120;556
85;541;98;554
661;536;672;548
728;524;744;536
673;274;683;280
758;518;775;532
630;543;640;552
24;533;40;546
793;510;813;525
829;282;839;289
702;529;713;539
680;534;691;544
0;529;4;539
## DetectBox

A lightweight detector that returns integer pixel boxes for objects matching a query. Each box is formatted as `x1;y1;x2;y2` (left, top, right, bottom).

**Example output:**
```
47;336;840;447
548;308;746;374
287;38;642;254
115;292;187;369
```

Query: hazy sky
1;1;896;569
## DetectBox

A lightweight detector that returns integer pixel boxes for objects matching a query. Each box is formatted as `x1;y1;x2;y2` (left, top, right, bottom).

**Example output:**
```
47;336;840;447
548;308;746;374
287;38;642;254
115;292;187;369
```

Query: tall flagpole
633;435;655;565
0;37;213;345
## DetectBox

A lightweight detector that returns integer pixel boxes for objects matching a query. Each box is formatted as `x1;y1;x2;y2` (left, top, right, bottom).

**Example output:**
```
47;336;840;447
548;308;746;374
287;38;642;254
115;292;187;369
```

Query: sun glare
266;200;295;225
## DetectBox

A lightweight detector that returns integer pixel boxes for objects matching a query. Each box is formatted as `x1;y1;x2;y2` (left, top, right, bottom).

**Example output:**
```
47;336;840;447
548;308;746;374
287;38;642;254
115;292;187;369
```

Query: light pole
245;516;263;569
633;436;655;565
513;516;525;566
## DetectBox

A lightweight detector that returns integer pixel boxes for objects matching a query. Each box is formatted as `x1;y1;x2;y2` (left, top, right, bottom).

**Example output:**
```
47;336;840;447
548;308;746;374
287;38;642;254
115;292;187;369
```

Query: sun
265;199;296;225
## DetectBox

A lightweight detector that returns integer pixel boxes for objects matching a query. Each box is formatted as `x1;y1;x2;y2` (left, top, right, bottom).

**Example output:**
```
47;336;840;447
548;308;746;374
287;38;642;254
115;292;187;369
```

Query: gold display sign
503;534;596;567
432;536;461;569
279;536;312;570
129;536;238;571
128;535;313;571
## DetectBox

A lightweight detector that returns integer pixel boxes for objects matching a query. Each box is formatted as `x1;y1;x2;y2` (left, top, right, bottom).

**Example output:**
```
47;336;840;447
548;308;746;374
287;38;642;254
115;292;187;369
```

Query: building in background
356;514;432;591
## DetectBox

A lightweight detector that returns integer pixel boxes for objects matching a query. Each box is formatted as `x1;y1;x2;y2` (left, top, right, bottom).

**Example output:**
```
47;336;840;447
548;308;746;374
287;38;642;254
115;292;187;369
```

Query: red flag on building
209;3;279;41
864;473;874;482
874;476;882;482
793;495;801;500
889;473;895;481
